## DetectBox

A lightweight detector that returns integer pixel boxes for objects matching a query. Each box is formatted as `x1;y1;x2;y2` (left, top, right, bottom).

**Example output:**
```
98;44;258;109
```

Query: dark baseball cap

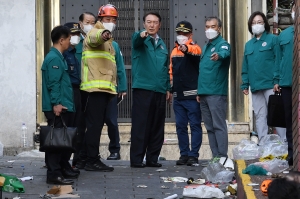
64;22;81;33
175;21;193;33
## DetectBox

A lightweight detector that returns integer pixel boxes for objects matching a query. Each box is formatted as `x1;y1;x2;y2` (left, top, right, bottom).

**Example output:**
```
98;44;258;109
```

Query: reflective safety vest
80;21;117;94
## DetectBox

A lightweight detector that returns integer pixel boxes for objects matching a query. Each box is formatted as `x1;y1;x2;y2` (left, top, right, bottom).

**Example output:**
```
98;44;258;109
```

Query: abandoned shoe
186;157;199;166
176;155;189;165
84;160;114;172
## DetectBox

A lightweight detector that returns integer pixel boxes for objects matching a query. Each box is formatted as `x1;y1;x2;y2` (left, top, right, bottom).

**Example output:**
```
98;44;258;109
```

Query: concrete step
99;122;250;160
100;131;250;143
102;122;250;133
99;141;241;161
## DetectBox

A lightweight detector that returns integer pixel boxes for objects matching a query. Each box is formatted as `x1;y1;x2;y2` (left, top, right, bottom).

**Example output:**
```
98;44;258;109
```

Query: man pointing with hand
77;19;116;172
197;17;231;164
130;12;171;168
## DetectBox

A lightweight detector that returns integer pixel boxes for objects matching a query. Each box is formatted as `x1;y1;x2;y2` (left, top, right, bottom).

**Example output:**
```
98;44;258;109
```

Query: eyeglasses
252;21;264;25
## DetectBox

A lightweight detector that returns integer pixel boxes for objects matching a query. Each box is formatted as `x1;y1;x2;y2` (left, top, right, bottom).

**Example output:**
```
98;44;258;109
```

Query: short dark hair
205;16;222;28
79;12;96;22
143;12;161;22
268;178;300;199
247;11;270;35
51;25;70;44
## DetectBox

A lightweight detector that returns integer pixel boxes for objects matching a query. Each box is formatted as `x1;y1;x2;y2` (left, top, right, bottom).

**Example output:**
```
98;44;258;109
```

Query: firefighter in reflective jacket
169;21;203;166
78;19;116;172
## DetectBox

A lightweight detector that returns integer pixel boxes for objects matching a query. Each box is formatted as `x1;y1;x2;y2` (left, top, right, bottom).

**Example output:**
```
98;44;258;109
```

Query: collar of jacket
251;31;268;43
50;47;65;60
175;38;194;47
67;46;76;53
209;34;222;45
289;25;294;33
80;33;85;40
145;35;162;46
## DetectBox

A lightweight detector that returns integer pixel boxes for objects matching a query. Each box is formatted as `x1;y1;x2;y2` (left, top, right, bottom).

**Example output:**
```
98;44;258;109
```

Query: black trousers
281;87;293;159
105;96;120;154
82;92;113;163
130;89;166;164
74;90;89;163
72;88;86;166
44;112;75;178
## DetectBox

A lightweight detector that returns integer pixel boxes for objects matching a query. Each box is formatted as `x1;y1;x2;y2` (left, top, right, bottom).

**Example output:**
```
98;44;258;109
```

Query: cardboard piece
47;185;73;195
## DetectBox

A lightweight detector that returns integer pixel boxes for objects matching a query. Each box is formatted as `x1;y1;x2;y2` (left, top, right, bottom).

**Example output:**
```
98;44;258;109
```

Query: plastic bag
200;163;225;182
259;134;284;146
251;159;289;173
259;143;288;159
232;139;261;160
183;185;225;198
213;170;235;183
0;174;25;193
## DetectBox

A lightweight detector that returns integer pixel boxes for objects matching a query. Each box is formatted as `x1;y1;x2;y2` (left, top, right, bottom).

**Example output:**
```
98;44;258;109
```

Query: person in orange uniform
169;21;203;166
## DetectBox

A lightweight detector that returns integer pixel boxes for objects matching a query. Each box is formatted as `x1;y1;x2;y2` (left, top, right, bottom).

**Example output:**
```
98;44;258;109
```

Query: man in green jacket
130;12;171;168
41;25;75;185
196;17;231;163
273;2;295;166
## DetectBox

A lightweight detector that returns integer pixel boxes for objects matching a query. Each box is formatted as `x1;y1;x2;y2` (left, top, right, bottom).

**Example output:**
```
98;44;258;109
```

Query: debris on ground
18;176;33;181
160;177;188;183
163;193;178;199
136;185;147;188
183;185;225;198
242;164;269;175
41;185;80;198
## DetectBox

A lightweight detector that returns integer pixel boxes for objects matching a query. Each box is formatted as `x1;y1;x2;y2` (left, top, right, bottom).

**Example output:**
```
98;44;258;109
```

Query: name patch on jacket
52;66;59;69
221;46;228;50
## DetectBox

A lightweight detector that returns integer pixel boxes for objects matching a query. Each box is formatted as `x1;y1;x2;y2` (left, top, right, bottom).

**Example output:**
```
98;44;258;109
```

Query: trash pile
233;134;289;175
231;134;290;197
161;157;238;199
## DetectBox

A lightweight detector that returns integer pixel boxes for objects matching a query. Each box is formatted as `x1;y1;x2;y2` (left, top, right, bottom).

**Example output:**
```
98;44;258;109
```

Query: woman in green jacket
240;11;285;141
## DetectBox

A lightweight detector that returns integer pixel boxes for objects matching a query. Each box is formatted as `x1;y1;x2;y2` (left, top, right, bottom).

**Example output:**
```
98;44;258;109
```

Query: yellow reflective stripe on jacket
82;51;116;63
83;63;88;83
87;36;98;48
80;80;116;91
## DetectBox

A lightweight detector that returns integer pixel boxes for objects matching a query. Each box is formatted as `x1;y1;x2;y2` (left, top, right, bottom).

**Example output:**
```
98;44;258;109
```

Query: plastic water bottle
21;123;28;147
0;141;3;156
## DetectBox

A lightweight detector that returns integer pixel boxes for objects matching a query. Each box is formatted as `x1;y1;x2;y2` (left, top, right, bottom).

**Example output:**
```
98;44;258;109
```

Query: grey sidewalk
0;156;208;199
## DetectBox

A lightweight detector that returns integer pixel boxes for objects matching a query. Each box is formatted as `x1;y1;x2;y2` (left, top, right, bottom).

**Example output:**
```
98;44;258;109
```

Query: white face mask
176;35;188;45
252;24;265;35
70;35;80;45
292;12;295;20
83;24;93;33
205;28;219;40
102;22;116;32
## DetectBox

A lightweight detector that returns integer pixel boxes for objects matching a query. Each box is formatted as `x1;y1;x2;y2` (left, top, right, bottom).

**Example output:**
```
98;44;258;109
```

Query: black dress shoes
146;161;162;167
107;153;121;160
75;159;87;169
46;177;74;185
71;167;80;174
62;169;79;179
130;163;146;168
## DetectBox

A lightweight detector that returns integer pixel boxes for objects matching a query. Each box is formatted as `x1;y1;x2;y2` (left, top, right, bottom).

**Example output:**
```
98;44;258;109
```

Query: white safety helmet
219;157;234;170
